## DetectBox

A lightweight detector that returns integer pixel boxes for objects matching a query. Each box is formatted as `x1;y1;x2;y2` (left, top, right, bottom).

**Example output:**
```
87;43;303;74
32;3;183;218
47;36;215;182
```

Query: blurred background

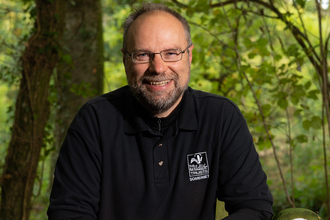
0;0;330;219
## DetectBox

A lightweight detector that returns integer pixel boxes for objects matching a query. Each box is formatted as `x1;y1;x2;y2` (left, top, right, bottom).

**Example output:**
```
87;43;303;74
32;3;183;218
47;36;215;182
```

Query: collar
124;87;198;134
148;99;183;134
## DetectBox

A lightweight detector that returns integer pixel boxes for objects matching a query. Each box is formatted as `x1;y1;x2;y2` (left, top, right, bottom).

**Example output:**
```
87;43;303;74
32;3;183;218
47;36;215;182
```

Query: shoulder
70;86;132;129
85;85;131;106
80;85;132;111
186;87;242;115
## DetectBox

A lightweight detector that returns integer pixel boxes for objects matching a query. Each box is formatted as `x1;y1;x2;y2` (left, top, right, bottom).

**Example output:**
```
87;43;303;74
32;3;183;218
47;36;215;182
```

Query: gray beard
128;72;189;115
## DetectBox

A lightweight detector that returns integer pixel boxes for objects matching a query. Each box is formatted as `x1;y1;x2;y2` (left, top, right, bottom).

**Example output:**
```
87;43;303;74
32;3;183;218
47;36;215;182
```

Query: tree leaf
293;109;302;117
274;54;282;61
248;52;256;59
291;95;300;105
277;99;288;109
307;90;319;100
310;116;322;129
304;81;311;90
62;54;73;65
302;120;310;131
296;0;306;8
296;134;308;143
256;38;268;47
261;104;271;116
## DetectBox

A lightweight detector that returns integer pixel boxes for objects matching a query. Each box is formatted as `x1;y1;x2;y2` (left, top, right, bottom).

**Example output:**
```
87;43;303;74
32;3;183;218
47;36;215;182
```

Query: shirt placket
154;141;169;184
152;124;177;185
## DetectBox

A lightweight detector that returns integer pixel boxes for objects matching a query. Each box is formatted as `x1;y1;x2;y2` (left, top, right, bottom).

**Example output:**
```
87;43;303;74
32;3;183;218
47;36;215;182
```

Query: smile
148;80;171;86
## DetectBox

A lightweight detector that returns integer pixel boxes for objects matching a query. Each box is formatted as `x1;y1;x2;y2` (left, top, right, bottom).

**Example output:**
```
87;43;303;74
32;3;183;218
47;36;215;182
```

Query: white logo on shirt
187;152;209;181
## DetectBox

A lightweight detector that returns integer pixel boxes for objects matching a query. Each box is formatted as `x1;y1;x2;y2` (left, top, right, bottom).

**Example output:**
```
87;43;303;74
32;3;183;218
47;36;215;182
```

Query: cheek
127;64;148;79
179;73;189;86
175;62;190;83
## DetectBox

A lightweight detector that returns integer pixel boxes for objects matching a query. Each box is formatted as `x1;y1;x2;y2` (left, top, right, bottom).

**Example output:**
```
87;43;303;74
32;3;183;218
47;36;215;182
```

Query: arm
217;100;273;219
52;217;93;220
48;105;102;220
222;208;273;220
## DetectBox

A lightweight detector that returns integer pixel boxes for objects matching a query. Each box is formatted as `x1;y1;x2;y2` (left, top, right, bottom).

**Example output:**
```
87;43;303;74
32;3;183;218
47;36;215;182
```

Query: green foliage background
0;0;330;219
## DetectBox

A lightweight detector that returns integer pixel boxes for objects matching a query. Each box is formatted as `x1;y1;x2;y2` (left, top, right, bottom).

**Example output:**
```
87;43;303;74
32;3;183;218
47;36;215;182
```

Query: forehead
126;11;186;50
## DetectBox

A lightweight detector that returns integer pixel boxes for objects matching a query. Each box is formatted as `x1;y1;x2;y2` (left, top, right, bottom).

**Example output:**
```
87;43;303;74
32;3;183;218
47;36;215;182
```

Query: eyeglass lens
132;49;183;63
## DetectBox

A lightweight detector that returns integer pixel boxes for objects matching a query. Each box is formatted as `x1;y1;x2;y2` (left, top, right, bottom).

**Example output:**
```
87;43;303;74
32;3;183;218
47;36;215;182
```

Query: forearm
51;217;92;220
222;208;273;220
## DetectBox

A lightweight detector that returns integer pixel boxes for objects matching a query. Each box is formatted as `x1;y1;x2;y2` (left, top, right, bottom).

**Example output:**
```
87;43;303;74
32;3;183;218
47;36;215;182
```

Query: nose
148;53;167;74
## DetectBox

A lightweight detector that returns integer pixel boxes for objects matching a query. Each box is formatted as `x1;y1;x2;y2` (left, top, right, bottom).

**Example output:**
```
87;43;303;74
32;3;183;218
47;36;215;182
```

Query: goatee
128;72;188;115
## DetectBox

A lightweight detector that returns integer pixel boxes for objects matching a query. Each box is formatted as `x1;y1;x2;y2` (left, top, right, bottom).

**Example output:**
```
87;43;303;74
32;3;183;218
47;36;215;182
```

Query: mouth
147;80;171;86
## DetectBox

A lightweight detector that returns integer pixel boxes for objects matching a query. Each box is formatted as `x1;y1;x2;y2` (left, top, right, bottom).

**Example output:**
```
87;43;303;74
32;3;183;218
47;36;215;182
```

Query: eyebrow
133;47;182;52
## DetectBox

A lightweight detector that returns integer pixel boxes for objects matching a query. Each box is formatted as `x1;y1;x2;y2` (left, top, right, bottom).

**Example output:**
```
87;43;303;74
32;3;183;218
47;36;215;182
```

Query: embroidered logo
187;152;209;181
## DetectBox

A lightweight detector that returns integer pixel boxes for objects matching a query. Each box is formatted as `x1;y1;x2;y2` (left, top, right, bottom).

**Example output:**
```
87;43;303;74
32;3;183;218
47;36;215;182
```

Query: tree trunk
0;1;63;219
49;0;104;189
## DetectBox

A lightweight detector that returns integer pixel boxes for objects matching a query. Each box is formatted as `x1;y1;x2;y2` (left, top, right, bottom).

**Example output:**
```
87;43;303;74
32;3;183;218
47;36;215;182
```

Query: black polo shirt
48;86;273;220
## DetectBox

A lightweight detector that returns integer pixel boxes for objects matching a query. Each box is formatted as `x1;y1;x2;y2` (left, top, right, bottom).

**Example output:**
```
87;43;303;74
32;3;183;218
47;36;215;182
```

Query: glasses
126;44;192;64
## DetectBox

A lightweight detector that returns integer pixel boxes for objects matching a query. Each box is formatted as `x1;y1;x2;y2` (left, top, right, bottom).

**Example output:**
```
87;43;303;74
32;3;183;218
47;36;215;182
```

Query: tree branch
188;21;232;48
219;1;296;207
173;0;323;78
315;0;330;217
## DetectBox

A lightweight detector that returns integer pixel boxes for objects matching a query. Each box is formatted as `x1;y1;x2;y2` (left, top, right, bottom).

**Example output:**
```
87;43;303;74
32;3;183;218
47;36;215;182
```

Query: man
48;3;273;220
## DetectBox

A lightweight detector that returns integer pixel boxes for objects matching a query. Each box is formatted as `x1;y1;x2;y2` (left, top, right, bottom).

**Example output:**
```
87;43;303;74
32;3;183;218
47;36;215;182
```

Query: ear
121;48;126;66
188;44;194;64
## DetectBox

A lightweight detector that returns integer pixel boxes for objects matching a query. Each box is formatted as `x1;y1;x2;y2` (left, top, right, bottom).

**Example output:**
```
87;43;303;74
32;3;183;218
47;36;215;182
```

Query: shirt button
158;161;164;166
159;143;162;146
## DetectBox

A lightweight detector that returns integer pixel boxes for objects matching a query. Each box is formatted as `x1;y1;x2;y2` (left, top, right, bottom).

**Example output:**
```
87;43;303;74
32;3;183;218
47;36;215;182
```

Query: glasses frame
126;44;192;64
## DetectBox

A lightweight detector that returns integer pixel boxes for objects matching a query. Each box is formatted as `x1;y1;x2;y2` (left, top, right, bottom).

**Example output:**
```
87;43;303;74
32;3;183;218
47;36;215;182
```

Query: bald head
125;11;187;53
122;3;192;51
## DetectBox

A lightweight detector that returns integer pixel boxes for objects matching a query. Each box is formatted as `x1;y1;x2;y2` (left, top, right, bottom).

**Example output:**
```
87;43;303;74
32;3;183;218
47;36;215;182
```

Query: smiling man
122;9;193;118
48;3;273;220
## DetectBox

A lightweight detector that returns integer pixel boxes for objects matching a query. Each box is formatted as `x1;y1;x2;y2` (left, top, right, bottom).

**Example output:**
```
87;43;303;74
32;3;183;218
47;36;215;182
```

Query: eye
134;52;151;60
163;50;180;57
138;53;149;57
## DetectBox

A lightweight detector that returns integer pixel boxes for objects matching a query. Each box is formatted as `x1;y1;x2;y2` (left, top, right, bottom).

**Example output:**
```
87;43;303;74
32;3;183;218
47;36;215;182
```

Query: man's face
122;11;193;117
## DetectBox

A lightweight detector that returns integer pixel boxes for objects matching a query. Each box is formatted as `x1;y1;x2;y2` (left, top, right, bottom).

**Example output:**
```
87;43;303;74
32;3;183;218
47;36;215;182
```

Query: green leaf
287;44;300;56
293;85;306;97
277;99;288;110
307;90;319;100
6;106;13;113
243;38;253;48
200;15;209;24
293;109;302;117
255;126;264;133
296;134;308;143
196;0;210;11
261;104;271;116
310;116;322;129
256;38;268;47
248;52;256;59
62;54;73;65
302;120;310;131
280;78;291;85
212;9;221;16
296;0;306;8
304;81;311;90
291;95;300;105
300;104;310;110
274;54;282;61
257;135;272;150
279;64;286;71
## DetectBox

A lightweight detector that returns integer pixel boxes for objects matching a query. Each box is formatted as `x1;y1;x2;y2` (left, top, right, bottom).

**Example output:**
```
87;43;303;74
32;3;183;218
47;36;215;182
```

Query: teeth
149;80;170;86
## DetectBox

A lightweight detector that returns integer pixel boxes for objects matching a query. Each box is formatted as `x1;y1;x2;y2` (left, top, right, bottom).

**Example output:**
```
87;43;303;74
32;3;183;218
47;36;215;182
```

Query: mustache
140;72;178;83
